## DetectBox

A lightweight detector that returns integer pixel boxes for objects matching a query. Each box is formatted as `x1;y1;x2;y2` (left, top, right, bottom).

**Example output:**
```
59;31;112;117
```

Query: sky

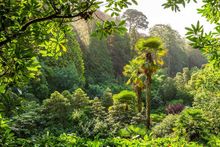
123;0;215;37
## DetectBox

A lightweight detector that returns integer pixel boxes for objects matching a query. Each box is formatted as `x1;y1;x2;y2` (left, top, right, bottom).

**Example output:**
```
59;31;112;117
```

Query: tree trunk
145;76;151;129
145;52;153;129
136;87;142;112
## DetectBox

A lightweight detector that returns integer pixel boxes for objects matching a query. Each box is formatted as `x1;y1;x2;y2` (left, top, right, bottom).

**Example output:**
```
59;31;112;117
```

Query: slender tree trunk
136;87;142;112
145;76;151;129
145;52;153;129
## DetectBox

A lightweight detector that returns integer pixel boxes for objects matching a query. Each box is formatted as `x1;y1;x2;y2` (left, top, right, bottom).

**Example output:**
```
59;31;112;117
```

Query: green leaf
0;85;6;93
60;44;67;52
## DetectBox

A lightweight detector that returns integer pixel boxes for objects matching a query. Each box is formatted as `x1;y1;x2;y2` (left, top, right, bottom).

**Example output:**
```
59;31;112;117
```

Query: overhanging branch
0;2;94;48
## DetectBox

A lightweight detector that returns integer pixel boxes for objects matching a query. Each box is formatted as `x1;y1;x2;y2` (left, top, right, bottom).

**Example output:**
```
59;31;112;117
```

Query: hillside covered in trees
0;0;219;146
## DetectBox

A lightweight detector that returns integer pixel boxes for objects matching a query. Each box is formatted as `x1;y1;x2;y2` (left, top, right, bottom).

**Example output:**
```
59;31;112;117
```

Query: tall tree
122;9;148;50
122;9;148;33
135;37;166;128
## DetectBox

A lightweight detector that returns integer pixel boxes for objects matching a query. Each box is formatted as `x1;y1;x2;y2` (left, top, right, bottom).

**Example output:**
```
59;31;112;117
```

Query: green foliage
108;101;137;129
208;135;220;147
70;89;110;138
11;101;43;138
185;21;220;66
91;97;107;120
188;65;220;93
150;25;206;75
146;137;201;147
158;77;177;104
175;108;210;142
42;91;71;126
86;84;106;98
18;132;204;146
71;88;90;110
150;113;166;124
152;114;178;138
119;124;147;138
134;37;167;75
122;9;148;50
0;114;15;146
42;34;85;92
107;33;131;77
0;0;137;93
43;63;81;92
66;34;85;82
188;66;220;135
174;68;194;105
112;90;137;110
123;56;145;88
0;90;23;117
24;75;49;101
101;88;113;109
162;0;197;12
193;91;220;135
85;36;114;84
109;90;137;127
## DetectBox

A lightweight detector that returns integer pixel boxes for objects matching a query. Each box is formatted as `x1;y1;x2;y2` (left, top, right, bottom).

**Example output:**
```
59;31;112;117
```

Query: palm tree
135;37;166;128
123;57;145;112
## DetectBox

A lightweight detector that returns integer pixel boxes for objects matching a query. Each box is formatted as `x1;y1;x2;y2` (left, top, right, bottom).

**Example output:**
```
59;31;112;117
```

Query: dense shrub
101;87;113;110
150;113;166;125
146;137;201;146
108;104;136;127
71;88;90;110
152;114;178;138
86;84;105;98
131;113;146;125
0;90;23;117
11;101;43;138
0;114;15;146
193;91;220;135
175;108;210;142
112;90;137;111
189;67;220;135
91;97;107;119
158;77;177;104
119;124;147;138
19;132;203;147
107;90;137;128
42;91;71;127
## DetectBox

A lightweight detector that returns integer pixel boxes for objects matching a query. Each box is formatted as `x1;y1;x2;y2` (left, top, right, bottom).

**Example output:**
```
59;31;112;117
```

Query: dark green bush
11;101;43;138
42;91;71;127
0;114;16;146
